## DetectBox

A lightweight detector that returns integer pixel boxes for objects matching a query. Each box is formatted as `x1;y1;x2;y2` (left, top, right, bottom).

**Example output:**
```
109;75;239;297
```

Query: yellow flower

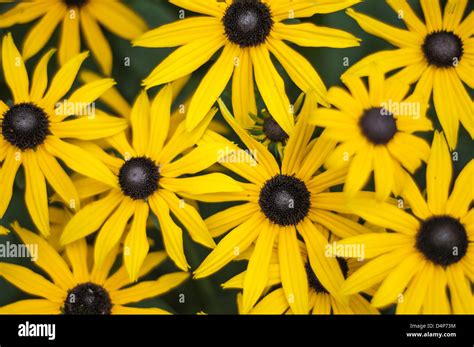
225;233;379;315
0;0;147;75
340;132;473;314
344;0;474;149
192;94;373;314
311;71;433;201
133;0;361;132
0;34;127;237
60;86;244;281
0;222;189;314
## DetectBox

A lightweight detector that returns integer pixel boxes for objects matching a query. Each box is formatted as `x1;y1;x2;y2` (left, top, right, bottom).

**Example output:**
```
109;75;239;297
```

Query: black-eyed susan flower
0;0;147;75
248;93;304;159
225;232;379;314
191;94;374;314
133;0;361;132
0;223;188;314
60;86;244;281
344;0;474;149
339;132;473;314
0;34;126;237
311;71;433;201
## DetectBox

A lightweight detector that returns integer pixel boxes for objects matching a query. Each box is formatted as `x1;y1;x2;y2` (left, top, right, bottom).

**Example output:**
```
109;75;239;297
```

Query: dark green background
0;0;472;314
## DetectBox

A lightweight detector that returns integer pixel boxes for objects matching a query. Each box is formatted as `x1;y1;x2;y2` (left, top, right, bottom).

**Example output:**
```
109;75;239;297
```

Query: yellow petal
0;149;21;217
58;9;81;66
344;145;374;196
2;33;29;102
42;51;89;109
44;136;118;188
186;44;239;131
242;222;277;313
22;3;65;60
147;84;172;159
446;160;473;218
420;0;443;32
80;7;112;75
94;198;136;268
194;213;263;278
65;239;89;283
30;49;56;101
279;226;308;314
112;272;189;305
111;305;171;315
160;173;243;195
23;151;49;236
387;0;427;35
149;194;189;271
158;190;215;249
143;35;225;88
396;260;434;314
87;1;147;40
446;263;474;314
426;131;452;215
0;299;61;314
205;203;256;238
232;48;256;127
250;288;289;315
371;252;423;307
124;202;150;282
250;45;294;135
61;190;122;245
373;145;394;201
0;263;64;303
168;0;226;17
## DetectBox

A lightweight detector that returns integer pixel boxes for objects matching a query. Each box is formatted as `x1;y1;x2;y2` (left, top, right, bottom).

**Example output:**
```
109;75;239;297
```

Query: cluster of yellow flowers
0;0;472;315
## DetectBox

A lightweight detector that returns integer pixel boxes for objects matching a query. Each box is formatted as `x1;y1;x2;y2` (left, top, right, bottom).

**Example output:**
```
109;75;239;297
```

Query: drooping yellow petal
446;160;473;218
44;136;118;188
61;190;122;245
426;131;452;215
232;49;256;127
143;35;225;88
194;213;263;278
2;33;29;103
423;266;450;314
87;1;147;40
0;263;65;303
279;226;309;314
80;7;113;75
23;151;49;236
242;222;277;313
30;49;56;101
341;247;414;295
371;252;423;307
344;145;374;196
160;173;243;195
22;3;65;61
134;17;221;47
41;52;89;109
396;260;434;314
111;272;189;305
12;222;75;290
249;288;289;315
58;8;81;66
186;43;239;131
158;190;215;249
347;198;419;235
299;220;347;304
0;299;61;315
149;194;189;271
205;203;256;238
446;262;474;314
250;45;294;135
266;37;327;104
0;150;21;218
346;8;422;48
373;145;394;201
147;84;172;159
124;202;150;282
65;239;89;283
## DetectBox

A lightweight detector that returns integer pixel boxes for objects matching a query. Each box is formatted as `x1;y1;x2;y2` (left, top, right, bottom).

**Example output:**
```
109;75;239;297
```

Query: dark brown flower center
64;282;112;315
422;31;463;68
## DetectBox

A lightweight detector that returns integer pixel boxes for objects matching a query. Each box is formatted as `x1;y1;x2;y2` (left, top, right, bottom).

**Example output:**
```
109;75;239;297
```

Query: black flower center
223;0;273;47
359;107;397;145
1;102;50;150
64;0;88;7
422;31;463;68
416;216;468;266
64;282;112;315
306;257;349;294
263;116;289;142
118;157;159;200
259;174;310;226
